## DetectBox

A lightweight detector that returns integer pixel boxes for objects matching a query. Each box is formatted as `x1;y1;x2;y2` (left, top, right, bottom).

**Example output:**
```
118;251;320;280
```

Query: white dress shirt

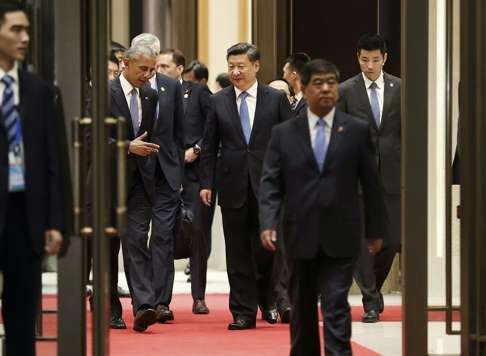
0;62;20;106
234;80;258;129
294;91;303;106
362;71;384;124
120;73;142;127
307;107;335;149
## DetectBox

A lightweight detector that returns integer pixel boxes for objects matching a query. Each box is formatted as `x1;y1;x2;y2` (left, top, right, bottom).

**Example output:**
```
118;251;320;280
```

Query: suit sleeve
259;126;284;232
44;84;65;232
196;86;212;147
278;92;293;122
173;81;185;169
358;123;386;240
199;97;220;190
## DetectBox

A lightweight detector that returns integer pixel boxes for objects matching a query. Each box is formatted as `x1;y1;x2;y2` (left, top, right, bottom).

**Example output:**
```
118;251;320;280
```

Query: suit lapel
355;75;378;130
18;71;29;131
322;110;347;174
140;85;154;136
381;72;393;130
181;80;191;115
249;84;268;144
295;112;320;172
111;77;135;139
224;87;247;143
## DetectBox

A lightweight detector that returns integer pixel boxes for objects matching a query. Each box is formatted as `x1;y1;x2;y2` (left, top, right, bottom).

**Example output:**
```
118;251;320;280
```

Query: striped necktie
1;74;20;148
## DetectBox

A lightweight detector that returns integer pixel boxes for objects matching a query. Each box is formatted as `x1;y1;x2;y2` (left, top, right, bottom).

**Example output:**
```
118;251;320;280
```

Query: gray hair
124;45;157;61
131;33;161;55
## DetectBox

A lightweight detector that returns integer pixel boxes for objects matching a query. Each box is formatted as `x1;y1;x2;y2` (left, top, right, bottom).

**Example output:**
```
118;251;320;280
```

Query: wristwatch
193;144;201;155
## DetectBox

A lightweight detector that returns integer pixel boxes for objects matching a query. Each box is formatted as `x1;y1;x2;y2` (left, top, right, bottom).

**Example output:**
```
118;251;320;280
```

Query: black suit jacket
200;83;292;208
181;80;211;148
0;70;64;255
259;109;386;259
293;97;307;117
149;73;185;191
337;72;401;195
109;77;158;198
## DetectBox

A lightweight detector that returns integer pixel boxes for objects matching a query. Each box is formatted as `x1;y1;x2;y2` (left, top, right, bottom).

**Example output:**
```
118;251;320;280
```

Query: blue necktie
1;74;20;148
239;91;251;144
369;82;381;127
129;88;140;134
314;118;328;171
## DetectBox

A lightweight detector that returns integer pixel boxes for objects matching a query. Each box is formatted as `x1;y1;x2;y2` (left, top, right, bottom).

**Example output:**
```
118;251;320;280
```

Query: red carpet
34;294;382;356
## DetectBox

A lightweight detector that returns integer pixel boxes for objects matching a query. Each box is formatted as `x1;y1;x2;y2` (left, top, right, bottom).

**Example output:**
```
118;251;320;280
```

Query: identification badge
8;143;25;192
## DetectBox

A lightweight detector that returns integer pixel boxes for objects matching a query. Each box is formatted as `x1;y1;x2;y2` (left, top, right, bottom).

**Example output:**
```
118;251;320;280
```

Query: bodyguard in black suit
283;52;311;117
200;43;292;330
259;59;386;356
110;45;161;332
0;4;64;355
337;34;402;323
156;47;212;314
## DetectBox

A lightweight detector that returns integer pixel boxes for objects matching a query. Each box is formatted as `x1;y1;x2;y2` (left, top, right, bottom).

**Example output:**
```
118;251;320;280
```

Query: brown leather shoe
156;304;174;323
192;299;210;314
133;308;156;332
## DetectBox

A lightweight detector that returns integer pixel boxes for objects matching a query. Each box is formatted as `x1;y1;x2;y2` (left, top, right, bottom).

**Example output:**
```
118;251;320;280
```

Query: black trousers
86;236;123;318
0;192;41;356
289;251;356;356
221;187;276;321
273;228;291;313
123;167;179;313
354;194;401;312
182;163;211;300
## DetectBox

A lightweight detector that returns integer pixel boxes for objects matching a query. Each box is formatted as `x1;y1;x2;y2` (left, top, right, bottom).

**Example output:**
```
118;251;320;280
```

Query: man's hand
200;189;212;206
128;131;160;156
185;147;198;163
45;229;63;255
261;229;277;252
367;239;383;255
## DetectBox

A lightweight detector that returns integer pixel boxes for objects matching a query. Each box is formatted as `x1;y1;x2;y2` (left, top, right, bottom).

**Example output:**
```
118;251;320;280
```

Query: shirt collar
149;75;157;90
362;71;384;89
234;80;258;99
0;61;19;85
307;106;335;129
294;91;303;102
120;73;138;97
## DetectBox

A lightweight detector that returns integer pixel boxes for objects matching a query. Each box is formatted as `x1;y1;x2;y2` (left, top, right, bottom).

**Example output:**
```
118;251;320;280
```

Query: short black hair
110;40;127;52
300;59;340;86
215;73;231;88
184;60;209;81
160;48;186;68
108;52;119;66
0;2;27;27
285;52;311;76
226;42;260;62
357;34;387;56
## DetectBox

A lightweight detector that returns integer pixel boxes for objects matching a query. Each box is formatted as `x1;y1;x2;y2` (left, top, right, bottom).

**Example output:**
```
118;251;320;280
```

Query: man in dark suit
259;59;386;356
157;48;213;314
110;44;161;332
131;35;186;323
337;34;402;323
200;42;292;330
0;4;64;355
283;52;311;116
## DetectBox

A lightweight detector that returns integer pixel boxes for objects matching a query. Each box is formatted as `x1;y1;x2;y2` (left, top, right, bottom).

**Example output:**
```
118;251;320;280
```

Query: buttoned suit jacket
109;77;158;199
337;72;401;195
0;70;64;255
200;83;292;209
259;109;386;259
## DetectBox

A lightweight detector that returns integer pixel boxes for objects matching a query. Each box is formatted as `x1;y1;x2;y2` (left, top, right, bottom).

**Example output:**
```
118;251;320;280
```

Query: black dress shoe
362;310;379;323
133;308;156;332
279;307;291;324
228;319;256;330
262;308;278;324
192;299;210;314
156;304;174;323
110;316;127;329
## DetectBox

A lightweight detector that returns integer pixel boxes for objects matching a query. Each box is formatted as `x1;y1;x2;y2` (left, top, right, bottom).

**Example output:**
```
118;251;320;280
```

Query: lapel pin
337;126;344;133
144;96;148;100
390;83;394;87
160;86;165;92
184;93;189;98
